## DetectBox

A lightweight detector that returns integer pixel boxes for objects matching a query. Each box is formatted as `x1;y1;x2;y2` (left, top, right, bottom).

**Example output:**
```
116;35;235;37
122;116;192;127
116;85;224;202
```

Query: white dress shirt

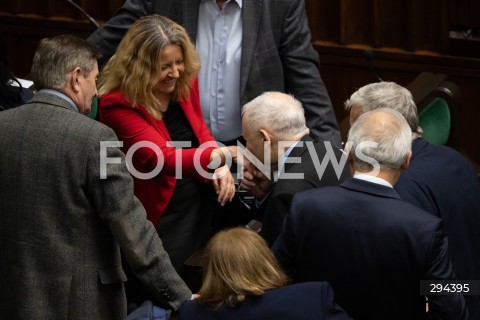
353;173;393;188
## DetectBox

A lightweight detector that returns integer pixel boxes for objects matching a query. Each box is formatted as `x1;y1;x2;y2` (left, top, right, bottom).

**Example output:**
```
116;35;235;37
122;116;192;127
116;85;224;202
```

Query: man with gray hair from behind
274;108;467;320
0;34;192;319
345;82;480;319
238;91;349;246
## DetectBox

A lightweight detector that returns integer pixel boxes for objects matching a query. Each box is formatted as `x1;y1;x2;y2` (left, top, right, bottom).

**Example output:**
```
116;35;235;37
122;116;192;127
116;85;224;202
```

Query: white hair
347;108;412;170
241;92;308;140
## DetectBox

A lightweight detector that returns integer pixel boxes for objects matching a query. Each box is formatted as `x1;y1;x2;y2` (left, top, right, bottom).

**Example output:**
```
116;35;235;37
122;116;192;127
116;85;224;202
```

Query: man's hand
240;160;272;200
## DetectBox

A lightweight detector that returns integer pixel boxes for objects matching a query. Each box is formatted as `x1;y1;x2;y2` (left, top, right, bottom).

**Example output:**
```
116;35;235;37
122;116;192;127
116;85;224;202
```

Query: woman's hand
212;165;235;206
209;146;238;169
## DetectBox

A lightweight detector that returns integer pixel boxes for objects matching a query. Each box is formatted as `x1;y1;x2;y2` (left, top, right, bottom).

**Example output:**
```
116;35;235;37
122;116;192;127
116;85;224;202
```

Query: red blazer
99;79;217;227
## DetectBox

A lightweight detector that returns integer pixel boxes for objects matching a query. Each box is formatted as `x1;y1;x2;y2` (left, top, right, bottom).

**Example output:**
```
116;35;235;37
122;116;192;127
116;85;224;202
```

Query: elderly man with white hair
239;91;349;246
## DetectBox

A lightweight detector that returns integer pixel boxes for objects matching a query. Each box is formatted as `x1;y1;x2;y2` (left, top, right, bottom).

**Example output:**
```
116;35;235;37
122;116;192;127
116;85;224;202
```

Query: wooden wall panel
307;0;451;53
4;2;37;15
305;0;340;44
339;0;373;46
0;0;125;77
0;15;96;77
410;0;448;53
449;0;480;27
0;0;125;24
372;0;410;49
46;0;66;18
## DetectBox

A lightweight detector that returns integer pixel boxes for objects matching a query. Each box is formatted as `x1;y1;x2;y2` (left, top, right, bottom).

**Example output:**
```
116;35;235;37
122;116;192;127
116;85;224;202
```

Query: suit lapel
240;0;262;97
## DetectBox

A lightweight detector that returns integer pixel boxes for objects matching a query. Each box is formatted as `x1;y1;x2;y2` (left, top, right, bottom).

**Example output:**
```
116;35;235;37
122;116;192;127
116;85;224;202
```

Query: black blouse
162;101;199;148
161;101;203;217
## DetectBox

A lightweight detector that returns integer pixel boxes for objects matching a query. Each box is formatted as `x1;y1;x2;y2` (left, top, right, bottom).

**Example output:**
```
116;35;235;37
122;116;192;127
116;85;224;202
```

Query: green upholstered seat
86;96;98;120
418;97;451;145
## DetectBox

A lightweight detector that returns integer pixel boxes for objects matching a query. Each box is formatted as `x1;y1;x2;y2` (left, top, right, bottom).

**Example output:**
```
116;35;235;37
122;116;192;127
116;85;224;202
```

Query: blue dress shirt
197;0;243;141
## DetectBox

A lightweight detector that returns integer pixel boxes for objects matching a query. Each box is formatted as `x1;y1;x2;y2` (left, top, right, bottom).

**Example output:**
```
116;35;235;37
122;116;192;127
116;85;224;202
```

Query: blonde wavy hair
198;227;289;309
97;14;200;119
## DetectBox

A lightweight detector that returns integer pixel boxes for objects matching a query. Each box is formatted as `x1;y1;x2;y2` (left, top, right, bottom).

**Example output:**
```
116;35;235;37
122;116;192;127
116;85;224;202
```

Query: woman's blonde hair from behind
97;14;200;119
198;227;289;308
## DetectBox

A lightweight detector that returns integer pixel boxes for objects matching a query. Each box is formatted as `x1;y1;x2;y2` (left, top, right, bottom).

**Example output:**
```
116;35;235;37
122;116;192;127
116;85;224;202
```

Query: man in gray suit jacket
87;0;341;147
0;35;191;319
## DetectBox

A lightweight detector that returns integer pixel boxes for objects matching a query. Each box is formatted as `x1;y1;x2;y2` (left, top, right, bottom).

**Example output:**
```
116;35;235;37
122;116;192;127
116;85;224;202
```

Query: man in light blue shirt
197;0;242;142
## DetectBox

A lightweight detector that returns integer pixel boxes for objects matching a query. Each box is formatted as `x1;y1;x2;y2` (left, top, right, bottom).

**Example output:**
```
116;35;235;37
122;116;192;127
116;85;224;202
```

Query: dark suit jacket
179;282;352;320
87;0;341;146
273;178;467;320
258;135;350;246
395;138;480;319
0;92;191;319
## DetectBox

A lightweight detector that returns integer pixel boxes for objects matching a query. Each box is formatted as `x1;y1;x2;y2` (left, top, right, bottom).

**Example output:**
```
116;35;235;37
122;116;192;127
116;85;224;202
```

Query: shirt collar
39;89;79;112
353;173;393;188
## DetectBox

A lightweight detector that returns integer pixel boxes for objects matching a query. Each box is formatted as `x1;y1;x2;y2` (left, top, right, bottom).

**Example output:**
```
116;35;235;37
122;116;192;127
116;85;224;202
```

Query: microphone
66;0;100;29
364;50;383;82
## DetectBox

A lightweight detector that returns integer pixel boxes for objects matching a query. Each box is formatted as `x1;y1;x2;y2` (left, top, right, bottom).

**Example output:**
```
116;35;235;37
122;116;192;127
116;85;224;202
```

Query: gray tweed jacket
0;91;191;319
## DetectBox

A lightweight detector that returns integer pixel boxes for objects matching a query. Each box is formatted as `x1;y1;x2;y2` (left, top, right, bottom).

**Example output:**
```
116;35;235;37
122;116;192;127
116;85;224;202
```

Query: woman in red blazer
97;15;235;285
